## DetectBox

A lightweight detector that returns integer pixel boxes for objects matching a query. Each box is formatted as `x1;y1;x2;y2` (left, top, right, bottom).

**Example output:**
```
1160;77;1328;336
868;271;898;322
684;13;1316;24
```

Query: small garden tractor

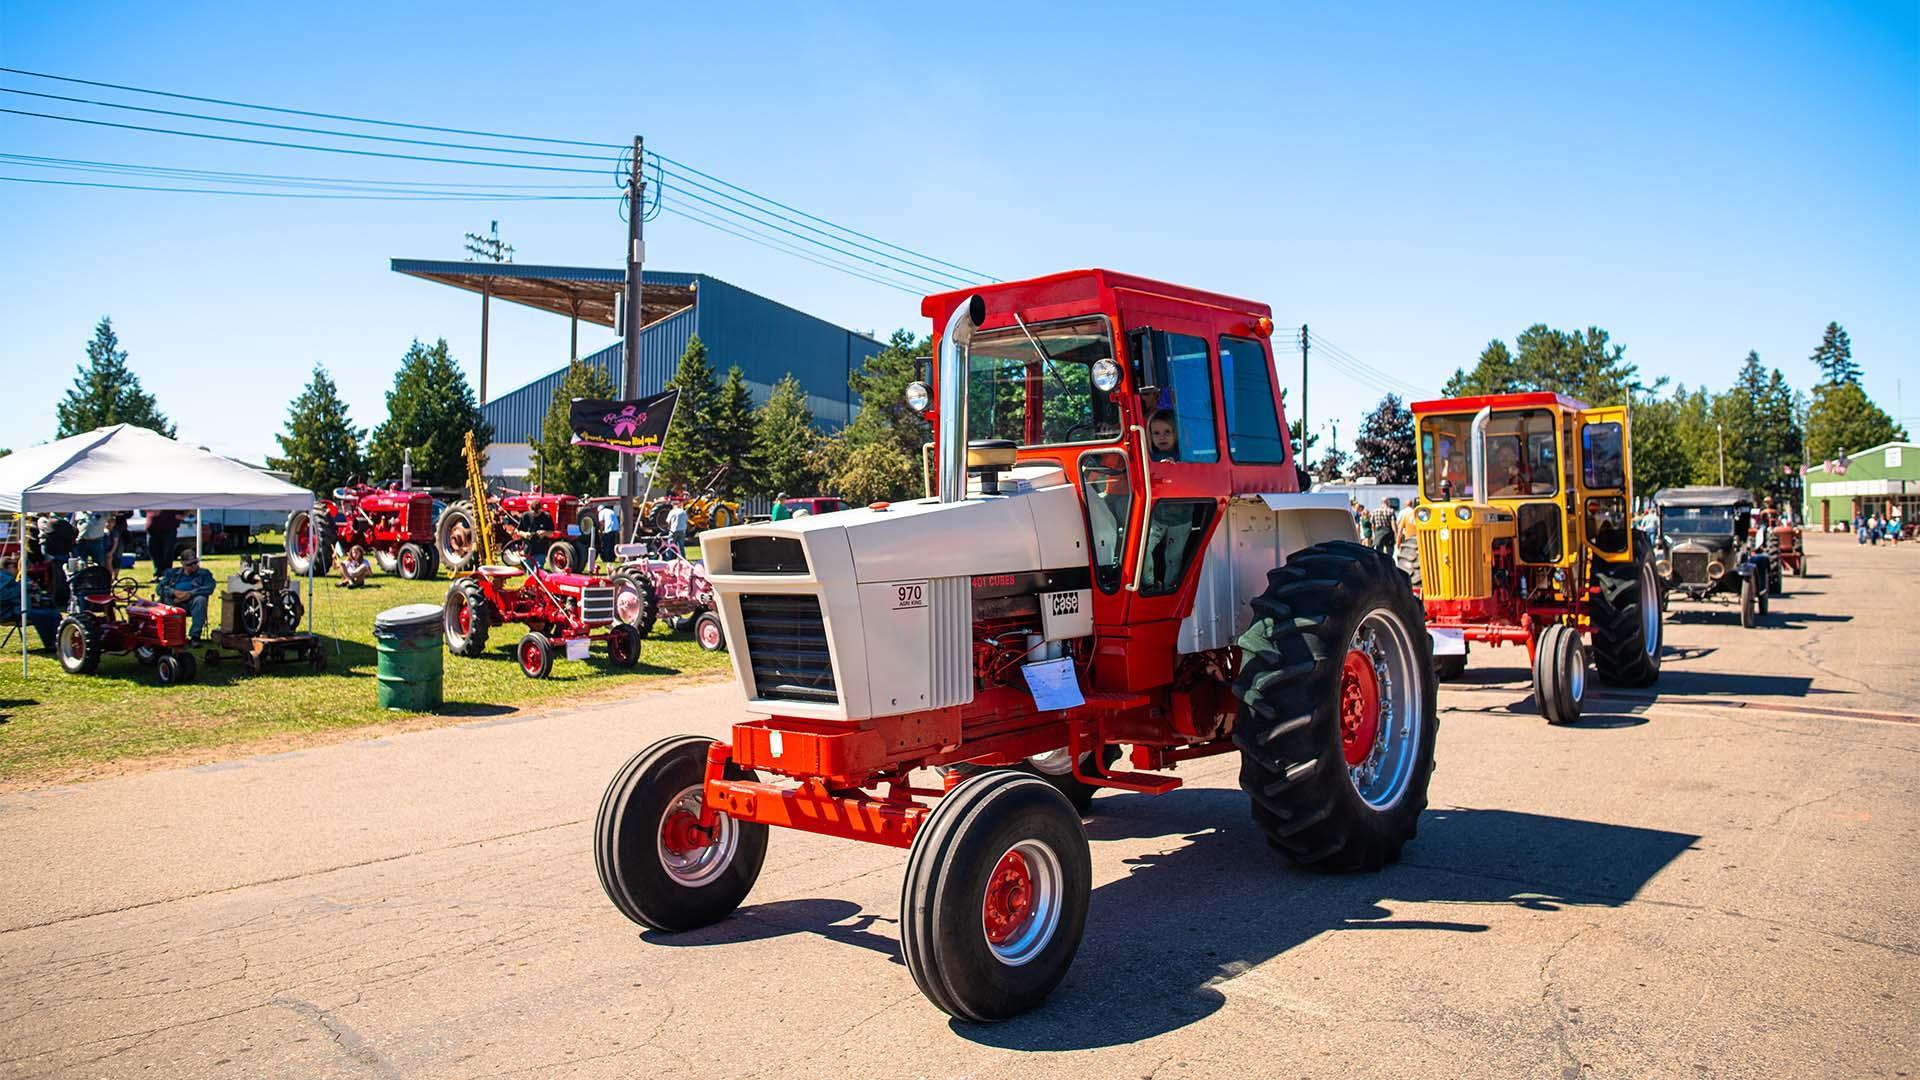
56;565;198;684
609;539;725;651
1407;392;1662;723
442;434;640;678
286;483;439;580
593;270;1438;1021
437;487;587;574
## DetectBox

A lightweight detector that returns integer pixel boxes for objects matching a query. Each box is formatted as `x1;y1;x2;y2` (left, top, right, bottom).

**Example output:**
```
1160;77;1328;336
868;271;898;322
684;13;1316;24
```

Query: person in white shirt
666;503;690;556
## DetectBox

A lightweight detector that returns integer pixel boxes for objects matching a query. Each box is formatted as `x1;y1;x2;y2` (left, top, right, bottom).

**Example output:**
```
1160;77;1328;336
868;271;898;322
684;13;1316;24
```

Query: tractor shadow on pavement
958;790;1697;1049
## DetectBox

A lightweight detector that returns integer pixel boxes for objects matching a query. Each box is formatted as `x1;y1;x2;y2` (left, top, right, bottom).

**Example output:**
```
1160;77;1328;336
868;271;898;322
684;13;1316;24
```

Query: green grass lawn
0;540;730;785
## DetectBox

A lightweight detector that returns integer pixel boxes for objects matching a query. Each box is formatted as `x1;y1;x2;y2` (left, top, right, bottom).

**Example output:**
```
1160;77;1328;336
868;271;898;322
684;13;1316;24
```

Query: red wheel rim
401;549;417;575
292;526;310;556
520;641;541;674
982;850;1035;946
699;618;721;649
660;807;711;855
1339;648;1382;767
458;602;472;635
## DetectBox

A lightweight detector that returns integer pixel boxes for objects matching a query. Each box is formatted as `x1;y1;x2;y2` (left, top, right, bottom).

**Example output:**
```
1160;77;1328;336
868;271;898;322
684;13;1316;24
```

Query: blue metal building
392;260;886;480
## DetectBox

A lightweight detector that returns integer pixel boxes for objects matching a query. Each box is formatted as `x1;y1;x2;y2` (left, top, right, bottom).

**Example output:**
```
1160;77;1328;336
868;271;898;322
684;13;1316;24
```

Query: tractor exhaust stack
937;294;987;503
1469;405;1492;502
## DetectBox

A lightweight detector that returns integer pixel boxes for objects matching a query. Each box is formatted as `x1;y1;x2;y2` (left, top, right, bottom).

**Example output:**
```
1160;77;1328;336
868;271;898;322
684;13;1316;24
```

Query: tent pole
195;509;202;564
18;512;26;677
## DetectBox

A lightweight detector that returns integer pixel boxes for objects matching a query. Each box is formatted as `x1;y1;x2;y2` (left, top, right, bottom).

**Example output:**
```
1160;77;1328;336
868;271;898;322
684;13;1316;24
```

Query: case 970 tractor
593;270;1440;1021
1407;392;1663;724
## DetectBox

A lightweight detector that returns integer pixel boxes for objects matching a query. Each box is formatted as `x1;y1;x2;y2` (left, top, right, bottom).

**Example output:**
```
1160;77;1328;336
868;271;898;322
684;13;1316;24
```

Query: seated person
513;505;555;567
0;553;60;650
1491;441;1530;496
156;552;216;642
1148;410;1179;462
336;544;372;588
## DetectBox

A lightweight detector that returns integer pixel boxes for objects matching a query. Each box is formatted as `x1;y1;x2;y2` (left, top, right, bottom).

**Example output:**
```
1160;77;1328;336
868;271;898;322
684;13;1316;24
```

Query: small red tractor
437;488;587;574
1407;393;1663;723
55;566;198;684
286;484;439;580
442;433;640;678
609;541;726;651
592;270;1438;1020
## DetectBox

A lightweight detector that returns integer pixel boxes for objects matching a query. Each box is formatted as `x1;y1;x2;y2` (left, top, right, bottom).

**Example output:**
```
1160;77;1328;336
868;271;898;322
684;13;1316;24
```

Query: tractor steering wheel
113;576;144;601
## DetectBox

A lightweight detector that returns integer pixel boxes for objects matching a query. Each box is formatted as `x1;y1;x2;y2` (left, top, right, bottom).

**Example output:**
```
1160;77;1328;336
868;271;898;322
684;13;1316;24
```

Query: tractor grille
580;585;617;625
740;594;837;704
157;611;186;644
407;501;432;536
1417;524;1489;601
1671;550;1710;584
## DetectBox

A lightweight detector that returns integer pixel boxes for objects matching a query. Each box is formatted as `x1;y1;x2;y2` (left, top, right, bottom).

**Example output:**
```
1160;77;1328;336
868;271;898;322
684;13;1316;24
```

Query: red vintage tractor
442;563;641;678
592;270;1438;1020
55;566;198;684
286;484;439;580
437;488;587;574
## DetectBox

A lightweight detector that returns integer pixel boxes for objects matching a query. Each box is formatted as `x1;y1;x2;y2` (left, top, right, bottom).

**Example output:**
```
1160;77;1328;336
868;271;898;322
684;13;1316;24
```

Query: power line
0;66;624;149
0;152;609;192
0;175;591;201
660;204;923;296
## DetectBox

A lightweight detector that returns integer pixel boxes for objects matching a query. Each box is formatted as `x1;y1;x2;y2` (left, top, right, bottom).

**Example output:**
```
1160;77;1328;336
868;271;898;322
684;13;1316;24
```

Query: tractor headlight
1655;558;1671;577
1415;507;1432;523
904;381;930;413
1455;506;1473;522
1708;560;1725;579
1090;358;1122;393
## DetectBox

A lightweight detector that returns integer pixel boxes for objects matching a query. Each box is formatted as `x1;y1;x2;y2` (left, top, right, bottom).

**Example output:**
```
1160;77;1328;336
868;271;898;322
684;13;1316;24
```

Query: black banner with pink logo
567;388;678;454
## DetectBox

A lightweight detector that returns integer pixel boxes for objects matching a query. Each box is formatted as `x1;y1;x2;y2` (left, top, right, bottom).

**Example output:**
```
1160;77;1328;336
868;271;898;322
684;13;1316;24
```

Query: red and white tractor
592;270;1439;1020
286;484;439;580
442;562;642;678
55;565;199;684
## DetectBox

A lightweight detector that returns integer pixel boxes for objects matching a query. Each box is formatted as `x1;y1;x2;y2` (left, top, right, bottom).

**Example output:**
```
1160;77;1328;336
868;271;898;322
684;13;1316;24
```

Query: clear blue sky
2;1;1914;463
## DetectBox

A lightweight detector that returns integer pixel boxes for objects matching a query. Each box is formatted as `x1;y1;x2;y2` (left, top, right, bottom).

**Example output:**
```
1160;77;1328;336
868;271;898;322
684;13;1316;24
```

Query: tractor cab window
1141;500;1217;596
1079;451;1134;593
1419;415;1475;500
964;316;1121;447
1420;410;1559;501
1130;329;1220;463
1218;336;1287;464
1582;422;1625;488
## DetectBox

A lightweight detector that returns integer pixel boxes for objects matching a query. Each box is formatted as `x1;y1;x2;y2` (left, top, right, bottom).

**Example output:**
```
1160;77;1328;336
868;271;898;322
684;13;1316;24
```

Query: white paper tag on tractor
1039;589;1093;641
1429;627;1467;655
565;637;590;661
1021;657;1085;712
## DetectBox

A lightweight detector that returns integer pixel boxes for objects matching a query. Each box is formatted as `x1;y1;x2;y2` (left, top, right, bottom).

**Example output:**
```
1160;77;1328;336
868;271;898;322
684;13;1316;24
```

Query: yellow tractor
1408;391;1662;723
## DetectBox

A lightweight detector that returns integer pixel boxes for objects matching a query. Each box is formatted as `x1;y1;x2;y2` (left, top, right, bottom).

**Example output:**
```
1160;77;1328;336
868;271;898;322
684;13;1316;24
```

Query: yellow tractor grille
1419;523;1489;600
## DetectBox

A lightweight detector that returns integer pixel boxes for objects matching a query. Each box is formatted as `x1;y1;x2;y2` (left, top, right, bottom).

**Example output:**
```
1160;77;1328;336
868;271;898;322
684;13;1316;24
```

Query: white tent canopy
3;425;315;675
0;425;312;513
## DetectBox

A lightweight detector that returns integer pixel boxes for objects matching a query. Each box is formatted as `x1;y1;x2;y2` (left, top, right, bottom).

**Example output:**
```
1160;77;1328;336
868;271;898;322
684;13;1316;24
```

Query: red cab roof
1410;390;1591;415
920;269;1271;325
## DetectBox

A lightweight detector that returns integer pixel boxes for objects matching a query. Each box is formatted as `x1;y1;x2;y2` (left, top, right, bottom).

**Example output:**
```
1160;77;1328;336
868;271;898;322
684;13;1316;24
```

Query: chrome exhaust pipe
938;294;986;503
1469;405;1491;503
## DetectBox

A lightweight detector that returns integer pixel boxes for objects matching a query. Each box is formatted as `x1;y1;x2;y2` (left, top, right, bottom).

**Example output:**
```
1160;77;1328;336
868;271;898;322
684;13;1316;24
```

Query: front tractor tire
396;542;435;580
595;735;769;932
1231;541;1437;872
1591;536;1663;688
1532;623;1586;725
901;771;1092;1022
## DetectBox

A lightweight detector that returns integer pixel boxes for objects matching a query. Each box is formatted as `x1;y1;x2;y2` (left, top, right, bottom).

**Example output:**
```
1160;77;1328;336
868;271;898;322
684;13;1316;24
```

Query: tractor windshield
965;316;1122;447
1419;409;1560;501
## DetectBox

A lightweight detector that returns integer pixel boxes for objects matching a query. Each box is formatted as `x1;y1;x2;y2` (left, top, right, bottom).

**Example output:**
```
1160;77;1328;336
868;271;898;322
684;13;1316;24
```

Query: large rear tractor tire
55;613;103;675
285;510;334;577
436;500;480;573
900;771;1091;1022
1231;541;1437;872
1591;535;1662;688
1532;623;1586;725
595;735;769;932
612;573;659;637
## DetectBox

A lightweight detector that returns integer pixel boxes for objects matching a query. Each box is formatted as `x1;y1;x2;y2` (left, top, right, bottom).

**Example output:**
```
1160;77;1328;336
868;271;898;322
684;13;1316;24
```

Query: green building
1803;440;1920;532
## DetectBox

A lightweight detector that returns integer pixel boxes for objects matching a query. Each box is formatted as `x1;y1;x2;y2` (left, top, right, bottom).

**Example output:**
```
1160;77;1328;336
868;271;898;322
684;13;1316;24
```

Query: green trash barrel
374;603;445;711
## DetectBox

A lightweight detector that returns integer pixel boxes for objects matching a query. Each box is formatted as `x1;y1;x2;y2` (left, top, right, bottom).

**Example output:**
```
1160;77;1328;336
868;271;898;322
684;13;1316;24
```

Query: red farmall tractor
592;270;1440;1020
1407;393;1663;723
437;489;587;574
55;566;198;684
285;484;439;580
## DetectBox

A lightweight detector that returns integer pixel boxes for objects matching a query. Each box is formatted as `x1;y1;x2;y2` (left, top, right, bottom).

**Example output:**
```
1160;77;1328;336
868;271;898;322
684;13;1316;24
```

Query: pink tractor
610;541;726;652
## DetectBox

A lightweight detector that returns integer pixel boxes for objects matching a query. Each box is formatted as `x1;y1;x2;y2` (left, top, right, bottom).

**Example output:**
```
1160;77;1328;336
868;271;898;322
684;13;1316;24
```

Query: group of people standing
1855;510;1903;546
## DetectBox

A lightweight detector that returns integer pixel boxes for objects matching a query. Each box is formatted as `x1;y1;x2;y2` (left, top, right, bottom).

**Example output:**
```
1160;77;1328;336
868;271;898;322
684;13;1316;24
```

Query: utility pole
1717;423;1726;486
1299;324;1310;462
464;221;513;404
620;136;645;541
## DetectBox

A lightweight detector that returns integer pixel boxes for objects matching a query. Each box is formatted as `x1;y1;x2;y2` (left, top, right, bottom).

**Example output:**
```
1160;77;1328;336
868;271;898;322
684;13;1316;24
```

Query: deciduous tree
1807;381;1905;464
1352;393;1416;483
830;330;930;502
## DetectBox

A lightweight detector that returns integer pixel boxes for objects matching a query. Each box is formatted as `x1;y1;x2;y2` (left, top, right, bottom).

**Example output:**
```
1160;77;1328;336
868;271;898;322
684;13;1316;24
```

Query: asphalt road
2;532;1915;1079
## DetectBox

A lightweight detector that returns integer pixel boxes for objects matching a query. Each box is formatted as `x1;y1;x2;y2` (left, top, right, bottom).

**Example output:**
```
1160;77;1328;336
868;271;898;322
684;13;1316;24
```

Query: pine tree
1352;394;1416;483
365;339;491;488
57;317;175;438
752;375;823;498
532;359;616;496
711;366;758;499
653;334;723;492
1809;322;1860;386
269;365;365;493
1443;326;1638;405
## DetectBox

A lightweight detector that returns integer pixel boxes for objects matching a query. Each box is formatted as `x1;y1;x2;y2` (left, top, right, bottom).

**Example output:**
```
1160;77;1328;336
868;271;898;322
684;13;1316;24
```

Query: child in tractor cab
156;552;216;642
1148;411;1179;462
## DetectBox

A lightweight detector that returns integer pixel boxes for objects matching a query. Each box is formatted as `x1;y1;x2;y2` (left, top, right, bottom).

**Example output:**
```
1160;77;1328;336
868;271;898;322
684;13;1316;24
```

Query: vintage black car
1652;486;1773;628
